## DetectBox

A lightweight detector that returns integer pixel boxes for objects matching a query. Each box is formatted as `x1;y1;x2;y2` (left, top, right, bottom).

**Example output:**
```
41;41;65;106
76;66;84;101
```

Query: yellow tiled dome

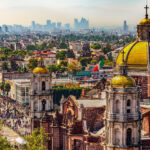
33;67;48;74
111;75;135;88
116;41;148;70
139;18;150;25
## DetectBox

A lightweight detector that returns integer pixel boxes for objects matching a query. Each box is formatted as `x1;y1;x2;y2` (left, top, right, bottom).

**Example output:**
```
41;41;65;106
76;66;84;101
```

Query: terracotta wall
142;115;150;136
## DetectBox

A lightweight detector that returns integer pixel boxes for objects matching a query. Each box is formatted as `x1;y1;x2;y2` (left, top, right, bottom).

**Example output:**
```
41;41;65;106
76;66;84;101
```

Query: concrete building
7;79;30;105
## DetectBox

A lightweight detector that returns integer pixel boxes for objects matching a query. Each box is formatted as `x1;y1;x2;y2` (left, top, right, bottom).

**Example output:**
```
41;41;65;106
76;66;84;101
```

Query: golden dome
37;57;43;62
33;67;48;74
116;41;148;70
111;75;135;88
139;18;150;25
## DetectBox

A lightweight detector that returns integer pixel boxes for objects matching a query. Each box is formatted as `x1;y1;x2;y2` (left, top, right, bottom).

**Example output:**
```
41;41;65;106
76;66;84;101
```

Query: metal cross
121;50;125;62
145;4;149;19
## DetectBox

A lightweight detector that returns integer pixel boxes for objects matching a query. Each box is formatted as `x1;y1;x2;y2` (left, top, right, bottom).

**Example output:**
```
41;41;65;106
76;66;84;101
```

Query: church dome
139;18;150;25
111;75;135;88
33;67;48;74
116;41;148;71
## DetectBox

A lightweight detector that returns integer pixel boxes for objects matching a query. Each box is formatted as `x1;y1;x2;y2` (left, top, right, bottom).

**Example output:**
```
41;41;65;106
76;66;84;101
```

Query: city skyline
0;0;148;27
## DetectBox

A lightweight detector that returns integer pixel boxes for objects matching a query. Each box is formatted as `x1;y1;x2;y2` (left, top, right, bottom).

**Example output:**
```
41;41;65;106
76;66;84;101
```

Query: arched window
42;99;46;111
34;101;38;111
127;99;131;107
42;81;46;91
114;128;120;145
116;100;120;113
126;128;132;146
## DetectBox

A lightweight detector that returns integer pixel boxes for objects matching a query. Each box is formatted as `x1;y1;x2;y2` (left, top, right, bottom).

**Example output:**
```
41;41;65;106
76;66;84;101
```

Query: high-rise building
64;23;70;30
2;25;8;33
74;18;79;29
32;21;36;29
46;20;51;26
123;20;128;32
74;18;89;30
57;22;62;29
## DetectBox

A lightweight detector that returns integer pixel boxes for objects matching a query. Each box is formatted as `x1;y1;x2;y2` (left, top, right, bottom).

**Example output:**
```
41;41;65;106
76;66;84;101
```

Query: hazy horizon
0;0;148;27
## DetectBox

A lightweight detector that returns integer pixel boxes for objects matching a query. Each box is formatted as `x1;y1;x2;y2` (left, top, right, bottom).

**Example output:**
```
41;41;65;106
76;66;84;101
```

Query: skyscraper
123;20;128;32
74;18;89;30
57;22;62;29
46;20;51;26
32;21;36;29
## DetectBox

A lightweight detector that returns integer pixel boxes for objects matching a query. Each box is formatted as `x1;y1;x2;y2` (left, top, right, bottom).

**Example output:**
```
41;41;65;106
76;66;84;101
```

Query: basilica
29;5;150;150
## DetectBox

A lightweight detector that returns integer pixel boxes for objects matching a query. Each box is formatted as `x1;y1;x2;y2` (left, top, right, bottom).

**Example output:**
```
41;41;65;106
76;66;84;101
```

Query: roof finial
121;50;125;63
145;2;149;19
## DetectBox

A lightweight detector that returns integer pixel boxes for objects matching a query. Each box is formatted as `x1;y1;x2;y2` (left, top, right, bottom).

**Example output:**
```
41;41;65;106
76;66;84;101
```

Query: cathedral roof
33;67;48;74
33;57;49;74
116;41;148;71
111;75;135;88
139;18;150;25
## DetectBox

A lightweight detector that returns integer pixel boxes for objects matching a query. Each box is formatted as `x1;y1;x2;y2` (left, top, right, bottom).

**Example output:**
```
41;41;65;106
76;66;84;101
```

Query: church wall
148;76;150;98
82;107;105;131
132;76;148;99
142;115;150;136
53;127;61;150
63;98;78;118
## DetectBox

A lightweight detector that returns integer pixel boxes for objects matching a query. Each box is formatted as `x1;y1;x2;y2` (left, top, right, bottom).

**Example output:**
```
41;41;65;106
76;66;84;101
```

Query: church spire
145;3;149;19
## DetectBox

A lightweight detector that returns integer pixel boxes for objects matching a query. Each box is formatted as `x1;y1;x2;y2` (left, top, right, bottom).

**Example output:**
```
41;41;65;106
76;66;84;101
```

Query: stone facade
105;87;142;150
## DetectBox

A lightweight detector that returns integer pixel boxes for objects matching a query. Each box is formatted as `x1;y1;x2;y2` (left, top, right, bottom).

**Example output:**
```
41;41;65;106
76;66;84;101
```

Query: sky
0;0;148;27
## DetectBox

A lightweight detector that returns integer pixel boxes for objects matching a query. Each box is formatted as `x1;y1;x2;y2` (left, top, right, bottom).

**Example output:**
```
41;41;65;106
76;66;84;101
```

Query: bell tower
30;57;53;130
137;4;150;41
105;60;142;150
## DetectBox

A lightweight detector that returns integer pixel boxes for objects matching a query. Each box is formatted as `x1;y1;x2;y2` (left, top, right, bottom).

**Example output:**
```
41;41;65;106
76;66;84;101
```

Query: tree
59;43;68;49
0;54;7;61
0;137;13;150
27;59;38;70
0;81;11;97
47;64;58;74
1;48;13;55
27;45;36;51
56;50;67;60
82;43;91;57
10;61;20;71
4;82;11;96
1;62;9;72
104;59;113;66
91;59;98;65
68;62;81;76
19;67;27;73
66;49;75;58
102;44;112;54
79;57;92;67
23;127;49;150
26;51;34;56
91;43;101;50
0;81;5;96
41;42;47;50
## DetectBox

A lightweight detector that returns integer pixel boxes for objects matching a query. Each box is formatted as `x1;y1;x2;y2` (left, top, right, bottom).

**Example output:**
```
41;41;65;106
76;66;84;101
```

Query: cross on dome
145;4;149;19
121;50;125;63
